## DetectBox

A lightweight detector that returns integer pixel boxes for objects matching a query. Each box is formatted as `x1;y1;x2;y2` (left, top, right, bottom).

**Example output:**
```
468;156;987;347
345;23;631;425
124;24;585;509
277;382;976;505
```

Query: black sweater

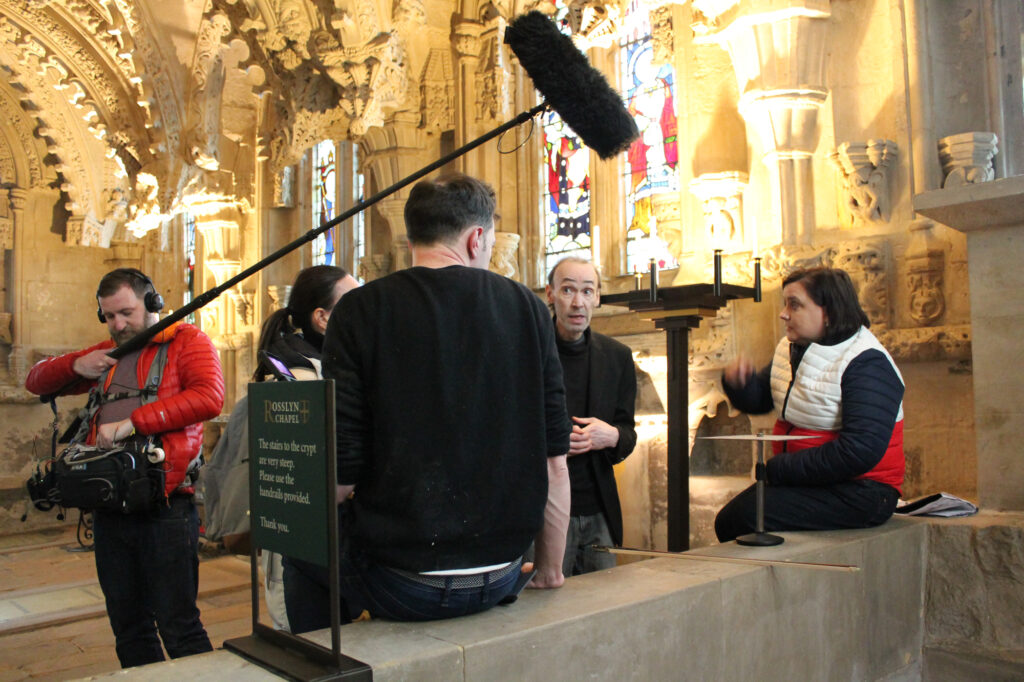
322;266;570;571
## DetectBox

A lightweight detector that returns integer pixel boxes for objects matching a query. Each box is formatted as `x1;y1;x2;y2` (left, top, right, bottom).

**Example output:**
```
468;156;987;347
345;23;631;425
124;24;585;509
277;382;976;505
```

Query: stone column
7;188;26;384
914;175;1024;511
694;0;831;246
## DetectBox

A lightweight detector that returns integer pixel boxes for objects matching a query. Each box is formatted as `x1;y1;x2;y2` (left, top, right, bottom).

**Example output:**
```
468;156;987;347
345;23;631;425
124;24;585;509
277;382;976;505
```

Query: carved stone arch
0;82;52;189
0;6;160;240
0;2;154;169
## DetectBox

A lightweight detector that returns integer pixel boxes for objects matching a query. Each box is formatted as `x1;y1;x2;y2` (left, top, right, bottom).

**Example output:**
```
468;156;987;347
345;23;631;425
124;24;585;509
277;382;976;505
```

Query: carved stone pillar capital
8;188;27;211
103;241;144;270
267;285;292;313
563;0;624;52
207;259;241;287
830;140;899;225
938;132;998;188
228;288;255;327
689;171;748;252
696;1;830;247
489;231;521;280
357;253;393;282
452;22;484;59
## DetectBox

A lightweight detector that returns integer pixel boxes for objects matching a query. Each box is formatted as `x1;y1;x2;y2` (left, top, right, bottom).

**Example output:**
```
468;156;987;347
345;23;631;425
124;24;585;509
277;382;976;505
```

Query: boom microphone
40;11;638;384
505;11;639;159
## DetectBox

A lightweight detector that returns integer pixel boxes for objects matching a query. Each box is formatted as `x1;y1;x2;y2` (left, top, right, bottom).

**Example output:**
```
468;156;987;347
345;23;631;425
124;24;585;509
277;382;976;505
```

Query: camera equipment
54;441;166;514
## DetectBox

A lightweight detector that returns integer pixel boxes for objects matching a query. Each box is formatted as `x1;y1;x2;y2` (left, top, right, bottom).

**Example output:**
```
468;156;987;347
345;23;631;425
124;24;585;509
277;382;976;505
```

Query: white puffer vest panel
769;326;904;431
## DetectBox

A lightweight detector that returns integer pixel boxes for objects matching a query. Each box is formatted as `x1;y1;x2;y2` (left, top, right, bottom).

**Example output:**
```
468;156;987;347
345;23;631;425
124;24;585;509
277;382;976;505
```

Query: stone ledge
87;518;929;681
913;175;1024;232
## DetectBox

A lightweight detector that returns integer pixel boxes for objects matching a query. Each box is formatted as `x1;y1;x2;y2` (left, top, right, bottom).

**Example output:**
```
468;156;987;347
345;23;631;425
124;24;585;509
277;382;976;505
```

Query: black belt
385;559;521;589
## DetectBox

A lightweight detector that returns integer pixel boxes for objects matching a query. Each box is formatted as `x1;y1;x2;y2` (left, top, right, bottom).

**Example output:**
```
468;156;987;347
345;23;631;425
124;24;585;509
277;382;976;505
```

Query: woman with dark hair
714;267;905;542
203;265;358;631
255;265;359;381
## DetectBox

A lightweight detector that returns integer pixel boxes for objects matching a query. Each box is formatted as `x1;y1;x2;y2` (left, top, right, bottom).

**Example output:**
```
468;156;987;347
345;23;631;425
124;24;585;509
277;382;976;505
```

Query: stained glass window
183;211;196;324
620;0;679;272
541;108;592;275
540;0;593;275
352;147;366;281
312;140;336;266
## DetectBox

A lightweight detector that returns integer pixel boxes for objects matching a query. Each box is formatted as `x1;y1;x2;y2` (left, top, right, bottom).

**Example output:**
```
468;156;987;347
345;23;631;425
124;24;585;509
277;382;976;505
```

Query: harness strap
71;342;171;445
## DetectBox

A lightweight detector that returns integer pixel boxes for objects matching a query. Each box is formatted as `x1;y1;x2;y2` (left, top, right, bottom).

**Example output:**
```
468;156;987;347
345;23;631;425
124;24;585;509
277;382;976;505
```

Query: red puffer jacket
25;323;224;496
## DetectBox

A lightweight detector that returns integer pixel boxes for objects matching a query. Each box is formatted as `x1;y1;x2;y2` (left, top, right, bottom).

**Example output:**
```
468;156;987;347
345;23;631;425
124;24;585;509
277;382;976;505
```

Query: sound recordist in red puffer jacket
25;268;224;669
715;267;905;543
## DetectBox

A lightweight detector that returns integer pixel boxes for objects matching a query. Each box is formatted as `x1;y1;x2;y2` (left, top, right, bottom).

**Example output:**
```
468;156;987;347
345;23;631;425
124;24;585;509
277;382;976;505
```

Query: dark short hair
96;268;155;301
782;267;870;344
547;256;600;289
258;265;349;355
403;173;496;246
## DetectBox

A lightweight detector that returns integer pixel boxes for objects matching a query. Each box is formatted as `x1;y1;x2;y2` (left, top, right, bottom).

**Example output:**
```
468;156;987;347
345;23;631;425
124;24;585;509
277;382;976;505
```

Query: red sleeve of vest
24;340;115;397
130;328;224;435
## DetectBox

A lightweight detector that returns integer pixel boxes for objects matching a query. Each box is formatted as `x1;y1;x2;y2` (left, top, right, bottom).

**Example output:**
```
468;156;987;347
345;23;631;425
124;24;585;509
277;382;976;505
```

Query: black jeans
92;496;212;667
714;478;900;543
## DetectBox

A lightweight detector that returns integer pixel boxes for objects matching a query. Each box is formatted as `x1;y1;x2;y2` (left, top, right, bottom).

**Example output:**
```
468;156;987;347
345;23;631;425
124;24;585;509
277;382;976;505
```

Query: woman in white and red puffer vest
715;267;905;542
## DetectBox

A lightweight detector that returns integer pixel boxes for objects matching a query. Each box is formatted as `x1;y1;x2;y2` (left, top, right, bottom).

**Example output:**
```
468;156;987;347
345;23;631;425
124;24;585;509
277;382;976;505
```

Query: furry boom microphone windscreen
505;11;640;160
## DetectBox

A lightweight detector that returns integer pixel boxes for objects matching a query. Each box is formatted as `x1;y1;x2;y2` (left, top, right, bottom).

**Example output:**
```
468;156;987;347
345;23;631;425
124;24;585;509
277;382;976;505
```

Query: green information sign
248;380;335;567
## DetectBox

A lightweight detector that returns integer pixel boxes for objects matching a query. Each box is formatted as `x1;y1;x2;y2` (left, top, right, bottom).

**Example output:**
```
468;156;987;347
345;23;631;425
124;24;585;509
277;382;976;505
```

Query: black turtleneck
556;328;601;516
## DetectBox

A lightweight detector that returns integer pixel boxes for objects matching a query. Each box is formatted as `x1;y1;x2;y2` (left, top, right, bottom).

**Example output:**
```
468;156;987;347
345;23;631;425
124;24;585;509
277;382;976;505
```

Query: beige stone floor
0;525;262;681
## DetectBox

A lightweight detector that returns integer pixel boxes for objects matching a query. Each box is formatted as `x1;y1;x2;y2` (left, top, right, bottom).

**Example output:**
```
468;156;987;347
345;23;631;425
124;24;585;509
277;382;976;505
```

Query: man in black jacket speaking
283;173;571;632
546;257;637;575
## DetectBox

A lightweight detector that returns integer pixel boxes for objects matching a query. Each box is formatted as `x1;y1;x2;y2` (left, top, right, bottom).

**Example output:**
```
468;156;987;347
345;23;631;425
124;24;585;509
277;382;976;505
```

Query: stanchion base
736;532;784;547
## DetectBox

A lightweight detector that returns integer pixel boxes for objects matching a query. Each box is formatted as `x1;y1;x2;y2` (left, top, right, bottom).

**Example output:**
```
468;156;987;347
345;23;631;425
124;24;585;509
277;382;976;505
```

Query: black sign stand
602;283;756;551
223;380;371;681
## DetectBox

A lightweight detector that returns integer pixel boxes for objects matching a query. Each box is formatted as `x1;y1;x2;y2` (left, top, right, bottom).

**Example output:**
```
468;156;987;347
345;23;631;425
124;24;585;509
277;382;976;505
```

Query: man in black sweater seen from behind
283;173;571;633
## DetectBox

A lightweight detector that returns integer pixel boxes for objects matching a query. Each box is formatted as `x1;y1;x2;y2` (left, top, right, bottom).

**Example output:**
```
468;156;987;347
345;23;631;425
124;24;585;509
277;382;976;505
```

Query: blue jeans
283;539;522;634
93;496;212;668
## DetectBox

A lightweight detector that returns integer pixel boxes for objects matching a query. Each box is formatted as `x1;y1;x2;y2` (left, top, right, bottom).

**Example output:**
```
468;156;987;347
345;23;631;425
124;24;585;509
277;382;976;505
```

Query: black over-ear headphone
96;268;165;324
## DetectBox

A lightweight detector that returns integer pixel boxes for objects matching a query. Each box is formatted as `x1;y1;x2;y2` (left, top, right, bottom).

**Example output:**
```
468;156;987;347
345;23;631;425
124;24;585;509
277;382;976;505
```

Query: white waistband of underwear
421;561;513;576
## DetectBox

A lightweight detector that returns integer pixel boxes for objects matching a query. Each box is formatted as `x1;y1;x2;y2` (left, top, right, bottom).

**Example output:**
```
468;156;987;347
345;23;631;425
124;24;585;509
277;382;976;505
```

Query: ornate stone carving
689;171;748;252
273;165;296;207
648;4;674;65
876;325;971;362
830;140;898;224
938;132;998;188
834;240;889;329
199;305;220;335
229;289;255;326
184;11;233;172
489;231;520;279
252;0;314;71
357;253;392;281
905;219;946;327
563;0;623;52
650;193;683;268
392;0;426;30
475;28;512;123
452;21;483;58
267;285;292;312
0;215;11;250
690;306;733;370
420;48;455;131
